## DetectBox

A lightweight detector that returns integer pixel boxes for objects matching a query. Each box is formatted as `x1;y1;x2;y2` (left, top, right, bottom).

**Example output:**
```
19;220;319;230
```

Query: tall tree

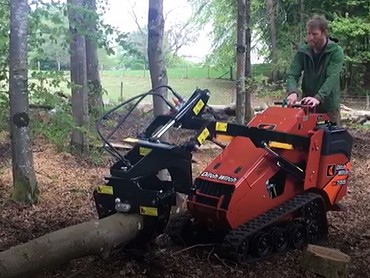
266;0;278;82
68;0;89;153
84;0;103;119
148;0;168;117
9;0;38;203
236;0;246;124
245;0;253;122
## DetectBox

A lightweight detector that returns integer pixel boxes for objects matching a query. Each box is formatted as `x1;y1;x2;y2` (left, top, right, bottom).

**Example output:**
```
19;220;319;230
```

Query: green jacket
286;39;344;112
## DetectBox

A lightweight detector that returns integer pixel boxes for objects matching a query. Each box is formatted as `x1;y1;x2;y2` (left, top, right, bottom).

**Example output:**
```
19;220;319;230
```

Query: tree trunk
266;0;278;83
148;0;169;117
84;0;104;119
9;0;38;204
68;0;89;154
244;0;253;122
299;0;305;44
300;244;350;278
0;213;143;278
236;0;246;124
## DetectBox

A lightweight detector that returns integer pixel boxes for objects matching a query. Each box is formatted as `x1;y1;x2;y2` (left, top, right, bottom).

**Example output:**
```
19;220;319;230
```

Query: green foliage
189;0;369;92
0;1;9;132
116;31;147;70
331;14;370;92
0;1;8;78
28;3;70;71
31;105;74;152
29;70;70;106
189;0;236;68
0;92;8;132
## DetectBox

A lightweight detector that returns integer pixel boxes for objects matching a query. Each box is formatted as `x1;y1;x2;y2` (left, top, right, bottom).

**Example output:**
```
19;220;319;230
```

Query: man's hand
301;96;320;107
286;93;298;106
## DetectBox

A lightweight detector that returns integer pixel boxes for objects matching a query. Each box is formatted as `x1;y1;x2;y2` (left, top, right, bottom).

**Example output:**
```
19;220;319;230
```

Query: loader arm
192;120;309;180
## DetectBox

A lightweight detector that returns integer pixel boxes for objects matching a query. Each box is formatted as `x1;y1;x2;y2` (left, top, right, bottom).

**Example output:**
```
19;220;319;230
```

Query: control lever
262;141;304;180
273;101;303;108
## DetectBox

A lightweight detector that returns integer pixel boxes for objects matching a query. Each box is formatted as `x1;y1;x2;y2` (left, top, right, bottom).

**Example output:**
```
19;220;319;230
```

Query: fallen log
300;244;350;278
207;103;370;124
340;104;370;124
0;213;143;278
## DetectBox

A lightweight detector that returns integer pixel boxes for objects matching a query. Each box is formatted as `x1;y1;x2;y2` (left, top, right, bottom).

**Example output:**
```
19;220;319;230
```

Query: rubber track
218;192;325;262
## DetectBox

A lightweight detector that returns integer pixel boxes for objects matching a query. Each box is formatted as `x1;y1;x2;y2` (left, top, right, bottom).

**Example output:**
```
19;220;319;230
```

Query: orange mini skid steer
93;87;352;262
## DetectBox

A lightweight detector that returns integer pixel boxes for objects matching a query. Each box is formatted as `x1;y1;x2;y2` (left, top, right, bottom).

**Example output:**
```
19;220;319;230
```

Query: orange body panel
187;106;352;230
317;156;351;205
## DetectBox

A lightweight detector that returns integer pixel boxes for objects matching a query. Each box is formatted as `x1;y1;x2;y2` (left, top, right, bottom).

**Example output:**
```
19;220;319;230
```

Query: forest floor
0;122;370;277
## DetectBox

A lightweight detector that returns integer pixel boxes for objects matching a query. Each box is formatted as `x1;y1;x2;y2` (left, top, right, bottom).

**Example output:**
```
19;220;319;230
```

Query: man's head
306;15;329;50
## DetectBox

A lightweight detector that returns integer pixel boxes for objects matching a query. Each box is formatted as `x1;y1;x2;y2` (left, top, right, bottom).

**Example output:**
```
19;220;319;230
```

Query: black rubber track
217;192;327;263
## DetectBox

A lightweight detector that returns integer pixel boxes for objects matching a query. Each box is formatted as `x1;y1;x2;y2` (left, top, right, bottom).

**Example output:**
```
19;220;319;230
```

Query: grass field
100;74;235;105
28;64;272;105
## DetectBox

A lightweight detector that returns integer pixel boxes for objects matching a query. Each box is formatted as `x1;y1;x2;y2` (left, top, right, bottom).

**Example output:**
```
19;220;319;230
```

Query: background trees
1;0;368;202
0;0;369;276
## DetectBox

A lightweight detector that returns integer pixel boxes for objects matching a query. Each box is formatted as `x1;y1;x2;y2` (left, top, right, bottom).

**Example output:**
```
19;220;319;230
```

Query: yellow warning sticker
215;122;228;132
139;206;158;216
139;147;151;156
268;141;294;150
197;128;210;145
192;99;205;115
97;185;113;195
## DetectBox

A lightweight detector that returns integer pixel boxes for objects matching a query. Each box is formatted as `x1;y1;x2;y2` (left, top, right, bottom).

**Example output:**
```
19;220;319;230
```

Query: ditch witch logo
200;171;238;183
326;164;350;177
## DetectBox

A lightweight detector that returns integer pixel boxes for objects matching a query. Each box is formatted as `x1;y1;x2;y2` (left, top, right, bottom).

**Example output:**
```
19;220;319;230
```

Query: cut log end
300;244;350;278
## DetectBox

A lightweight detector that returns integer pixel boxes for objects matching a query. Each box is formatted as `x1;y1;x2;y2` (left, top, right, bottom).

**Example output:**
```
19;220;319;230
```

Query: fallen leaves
0;128;369;278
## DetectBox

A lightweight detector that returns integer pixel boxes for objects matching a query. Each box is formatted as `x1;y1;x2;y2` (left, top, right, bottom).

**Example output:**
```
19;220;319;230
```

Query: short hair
306;15;329;33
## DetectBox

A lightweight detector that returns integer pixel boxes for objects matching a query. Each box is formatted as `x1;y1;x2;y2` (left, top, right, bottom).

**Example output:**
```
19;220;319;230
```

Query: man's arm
314;46;344;102
286;52;303;95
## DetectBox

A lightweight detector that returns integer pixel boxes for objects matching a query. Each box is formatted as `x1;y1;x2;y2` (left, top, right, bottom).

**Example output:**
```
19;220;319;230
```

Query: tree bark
0;213;143;278
84;0;103;119
9;0;38;204
300;244;350;278
68;0;89;154
236;0;246;124
148;0;169;117
244;0;253;122
299;0;305;44
266;0;278;83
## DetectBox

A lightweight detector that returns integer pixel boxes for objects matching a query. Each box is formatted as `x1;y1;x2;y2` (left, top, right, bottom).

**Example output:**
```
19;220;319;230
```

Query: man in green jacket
286;15;344;125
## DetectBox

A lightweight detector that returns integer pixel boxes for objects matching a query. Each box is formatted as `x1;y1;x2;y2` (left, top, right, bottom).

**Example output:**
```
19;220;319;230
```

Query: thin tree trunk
244;0;253;122
84;0;103;119
299;0;305;44
9;0;38;204
68;0;89;154
236;0;246;124
148;0;168;117
266;0;278;83
148;0;169;182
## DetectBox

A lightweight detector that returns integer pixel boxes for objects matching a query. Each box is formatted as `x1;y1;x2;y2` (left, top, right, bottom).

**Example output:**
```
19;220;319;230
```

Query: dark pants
326;109;341;126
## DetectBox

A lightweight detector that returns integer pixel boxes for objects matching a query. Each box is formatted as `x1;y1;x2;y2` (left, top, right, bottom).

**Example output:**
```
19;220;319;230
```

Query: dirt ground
0;126;369;278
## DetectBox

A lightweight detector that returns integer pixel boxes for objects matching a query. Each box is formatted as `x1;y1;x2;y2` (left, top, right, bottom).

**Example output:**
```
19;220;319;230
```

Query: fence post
120;82;124;101
366;92;369;110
